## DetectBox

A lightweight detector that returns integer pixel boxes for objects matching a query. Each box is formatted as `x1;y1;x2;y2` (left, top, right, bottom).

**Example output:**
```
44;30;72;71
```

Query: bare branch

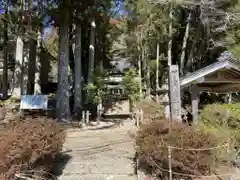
149;0;240;33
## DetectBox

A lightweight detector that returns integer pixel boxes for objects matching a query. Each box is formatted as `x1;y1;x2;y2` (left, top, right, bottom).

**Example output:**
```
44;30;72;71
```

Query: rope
154;165;234;178
138;138;233;179
150;156;234;178
153;143;229;151
169;143;228;151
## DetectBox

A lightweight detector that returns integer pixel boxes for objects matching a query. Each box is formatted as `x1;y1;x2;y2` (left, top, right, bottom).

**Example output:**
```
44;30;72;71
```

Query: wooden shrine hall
180;59;240;121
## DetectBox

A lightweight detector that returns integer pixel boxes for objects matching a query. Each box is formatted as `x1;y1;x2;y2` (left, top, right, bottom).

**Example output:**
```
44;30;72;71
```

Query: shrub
136;100;164;123
122;68;140;103
199;103;240;145
0;118;65;179
136;120;227;180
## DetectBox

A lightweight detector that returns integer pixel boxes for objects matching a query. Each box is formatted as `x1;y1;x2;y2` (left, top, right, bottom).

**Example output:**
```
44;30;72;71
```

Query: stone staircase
55;121;137;180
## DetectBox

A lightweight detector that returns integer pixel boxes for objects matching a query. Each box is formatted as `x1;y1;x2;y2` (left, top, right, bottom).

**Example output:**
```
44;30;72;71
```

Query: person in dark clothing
186;111;193;125
182;104;193;126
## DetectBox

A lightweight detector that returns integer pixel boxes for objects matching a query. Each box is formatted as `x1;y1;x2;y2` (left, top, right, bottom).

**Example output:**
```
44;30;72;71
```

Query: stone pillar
191;84;199;122
169;65;181;121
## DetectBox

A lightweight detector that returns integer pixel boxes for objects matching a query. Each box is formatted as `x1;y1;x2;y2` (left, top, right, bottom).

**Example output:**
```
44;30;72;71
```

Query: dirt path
55;120;137;180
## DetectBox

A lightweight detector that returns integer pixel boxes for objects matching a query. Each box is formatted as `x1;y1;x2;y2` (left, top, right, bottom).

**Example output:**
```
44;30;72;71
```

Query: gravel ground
55;120;140;180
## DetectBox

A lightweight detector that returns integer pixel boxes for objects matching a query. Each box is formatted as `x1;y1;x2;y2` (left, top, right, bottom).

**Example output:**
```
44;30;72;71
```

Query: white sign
169;65;181;121
20;95;48;110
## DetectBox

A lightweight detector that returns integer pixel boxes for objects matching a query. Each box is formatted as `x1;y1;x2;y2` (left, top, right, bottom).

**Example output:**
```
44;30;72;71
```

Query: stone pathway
56;120;137;180
231;168;240;180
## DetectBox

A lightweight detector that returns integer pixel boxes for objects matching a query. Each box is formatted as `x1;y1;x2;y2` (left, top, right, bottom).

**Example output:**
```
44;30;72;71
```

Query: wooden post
168;146;172;180
163;87;171;119
140;109;143;124
191;84;199;122
156;94;159;103
86;110;90;124
97;102;102;125
228;93;232;104
134;152;139;176
82;110;85;123
227;140;233;180
136;109;140;128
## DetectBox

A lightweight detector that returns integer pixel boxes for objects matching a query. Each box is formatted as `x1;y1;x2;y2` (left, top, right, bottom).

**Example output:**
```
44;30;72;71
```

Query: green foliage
199;103;240;145
137;100;165;122
222;103;240;129
43;27;59;59
226;28;240;57
121;68;140;102
84;70;108;104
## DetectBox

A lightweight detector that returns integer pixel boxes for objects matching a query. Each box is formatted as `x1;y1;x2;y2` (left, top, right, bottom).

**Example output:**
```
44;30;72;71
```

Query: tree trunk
195;40;205;69
97;93;102;125
180;13;191;75
146;57;151;100
73;22;82;117
69;10;74;88
34;29;42;94
28;39;36;94
87;20;96;84
168;2;173;67
56;5;71;122
185;22;201;73
12;37;24;98
12;0;25;98
21;0;29;95
140;29;147;98
2;0;8;99
137;32;142;99
165;1;173;119
138;50;142;99
142;47;146;98
156;42;160;103
22;41;29;95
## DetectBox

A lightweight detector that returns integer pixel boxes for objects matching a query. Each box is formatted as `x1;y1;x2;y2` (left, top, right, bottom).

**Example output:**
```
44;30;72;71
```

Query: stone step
62;141;133;153
57;161;134;175
63;148;132;157
58;173;136;180
68;154;133;162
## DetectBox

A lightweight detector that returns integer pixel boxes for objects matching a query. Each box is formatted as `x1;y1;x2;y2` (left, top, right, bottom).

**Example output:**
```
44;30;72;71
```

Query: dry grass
0;118;65;180
136;119;228;180
136;100;164;124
